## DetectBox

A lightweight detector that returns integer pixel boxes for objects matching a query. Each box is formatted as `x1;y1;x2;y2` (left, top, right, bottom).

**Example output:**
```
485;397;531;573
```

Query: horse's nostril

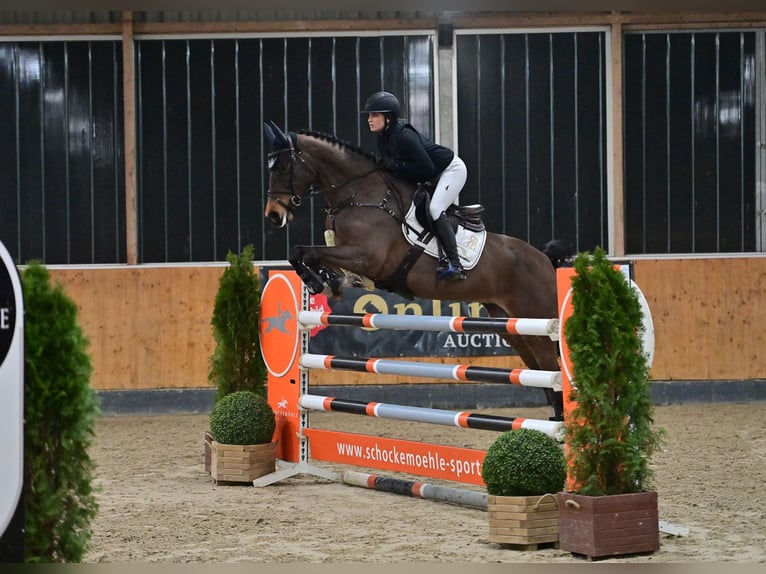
267;213;282;227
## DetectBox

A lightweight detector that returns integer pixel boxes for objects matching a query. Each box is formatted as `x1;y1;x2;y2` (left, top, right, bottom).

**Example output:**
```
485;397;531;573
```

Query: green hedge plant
208;245;267;402
481;429;567;496
22;262;99;562
563;247;665;496
209;391;275;445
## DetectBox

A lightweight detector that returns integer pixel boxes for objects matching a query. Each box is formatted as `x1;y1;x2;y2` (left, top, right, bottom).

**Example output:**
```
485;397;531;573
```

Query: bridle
265;146;314;215
266;141;383;217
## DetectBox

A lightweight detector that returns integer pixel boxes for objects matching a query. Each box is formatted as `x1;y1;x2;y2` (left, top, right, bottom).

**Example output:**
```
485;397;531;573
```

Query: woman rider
362;91;467;281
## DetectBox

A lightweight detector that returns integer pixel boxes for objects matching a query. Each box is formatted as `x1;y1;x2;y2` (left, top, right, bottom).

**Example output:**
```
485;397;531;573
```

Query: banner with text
259;268;516;358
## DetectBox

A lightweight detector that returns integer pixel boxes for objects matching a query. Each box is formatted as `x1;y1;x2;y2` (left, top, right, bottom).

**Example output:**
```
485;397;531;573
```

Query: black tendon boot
432;213;466;281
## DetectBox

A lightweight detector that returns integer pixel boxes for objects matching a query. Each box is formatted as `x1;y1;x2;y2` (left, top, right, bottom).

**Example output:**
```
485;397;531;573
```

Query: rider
362;90;467;281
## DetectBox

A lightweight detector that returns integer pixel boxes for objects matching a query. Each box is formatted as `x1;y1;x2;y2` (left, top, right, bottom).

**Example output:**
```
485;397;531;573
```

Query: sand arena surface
83;403;765;563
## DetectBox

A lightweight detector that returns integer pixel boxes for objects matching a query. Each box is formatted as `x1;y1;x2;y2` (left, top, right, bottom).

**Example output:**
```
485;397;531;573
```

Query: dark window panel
212;40;240;261
282;38;317;258
90;41;124;264
334;37;361;144
740;34;756;252
137;40;167;263
458;31;607;252
623;34;645;254
667;34;694;254
235;39;264;259
381;37;406;123
550;33;577;249
717;33;747;252
525;33;554;249
502;34;530;242
259;37;291;262
455;34;479;205
692;33;719;253
0;44;20;260
575;32;607;252
162;40;191;262
475;35;504;234
309;37;334;134
285;38;310;131
187;39;216;262
357;37;385;153
65;42;95;264
624;30;756;255
41;42;69;264
642;33;670;254
16;44;45;264
2;40;123;265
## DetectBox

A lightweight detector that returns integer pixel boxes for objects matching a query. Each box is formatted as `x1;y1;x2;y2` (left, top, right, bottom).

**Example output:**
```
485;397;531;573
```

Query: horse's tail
542;239;574;269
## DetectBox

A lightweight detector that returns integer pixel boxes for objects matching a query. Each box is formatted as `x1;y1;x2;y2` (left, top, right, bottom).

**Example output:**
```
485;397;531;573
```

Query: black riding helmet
362;91;401;118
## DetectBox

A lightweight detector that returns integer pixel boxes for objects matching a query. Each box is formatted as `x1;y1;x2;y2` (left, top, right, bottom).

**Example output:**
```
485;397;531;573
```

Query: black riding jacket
377;121;454;183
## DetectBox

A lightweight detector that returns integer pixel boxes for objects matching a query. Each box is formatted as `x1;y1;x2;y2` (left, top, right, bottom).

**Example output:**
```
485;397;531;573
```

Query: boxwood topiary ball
210;391;276;445
481;428;567;496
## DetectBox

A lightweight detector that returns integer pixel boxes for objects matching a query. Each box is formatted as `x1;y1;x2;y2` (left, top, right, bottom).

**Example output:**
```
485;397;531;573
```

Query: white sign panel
0;241;23;538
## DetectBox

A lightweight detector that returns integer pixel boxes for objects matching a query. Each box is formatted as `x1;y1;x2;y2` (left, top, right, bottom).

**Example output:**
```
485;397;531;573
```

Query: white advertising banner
0;241;23;538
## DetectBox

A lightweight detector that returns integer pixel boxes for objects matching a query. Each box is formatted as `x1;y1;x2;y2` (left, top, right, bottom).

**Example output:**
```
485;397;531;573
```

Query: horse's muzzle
267;211;286;227
264;196;293;227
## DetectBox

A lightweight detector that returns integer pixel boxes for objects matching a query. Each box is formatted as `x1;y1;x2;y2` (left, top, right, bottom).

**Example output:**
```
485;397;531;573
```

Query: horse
262;122;570;420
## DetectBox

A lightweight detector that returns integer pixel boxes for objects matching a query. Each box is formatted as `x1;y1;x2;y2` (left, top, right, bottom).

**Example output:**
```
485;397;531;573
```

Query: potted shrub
208;390;277;484
481;428;567;549
557;247;665;560
204;245;269;476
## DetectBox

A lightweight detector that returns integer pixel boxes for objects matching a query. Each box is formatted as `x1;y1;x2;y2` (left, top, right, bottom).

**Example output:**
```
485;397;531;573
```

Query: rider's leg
432;214;466;280
430;156;467;280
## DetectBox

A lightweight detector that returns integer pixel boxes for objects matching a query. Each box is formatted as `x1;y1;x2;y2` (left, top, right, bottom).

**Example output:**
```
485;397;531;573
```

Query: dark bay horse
263;122;568;420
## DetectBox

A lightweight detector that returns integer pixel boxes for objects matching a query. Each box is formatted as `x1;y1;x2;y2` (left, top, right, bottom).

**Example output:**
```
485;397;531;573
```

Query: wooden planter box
488;494;559;550
208;438;276;484
557;491;659;560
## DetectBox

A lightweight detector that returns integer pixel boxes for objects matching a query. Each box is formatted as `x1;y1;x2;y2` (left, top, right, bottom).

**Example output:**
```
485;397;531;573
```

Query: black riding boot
432;213;466;281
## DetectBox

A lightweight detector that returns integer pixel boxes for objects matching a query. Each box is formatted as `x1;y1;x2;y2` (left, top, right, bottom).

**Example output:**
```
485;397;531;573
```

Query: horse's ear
268;121;292;150
263;122;277;149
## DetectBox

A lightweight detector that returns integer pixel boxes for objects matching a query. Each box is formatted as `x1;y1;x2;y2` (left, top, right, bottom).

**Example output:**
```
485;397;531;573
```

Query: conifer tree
22;263;99;562
208;245;267;402
564;248;664;495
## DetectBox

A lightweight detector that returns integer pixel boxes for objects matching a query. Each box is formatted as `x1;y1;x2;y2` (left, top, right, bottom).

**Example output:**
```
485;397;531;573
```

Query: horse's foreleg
288;246;326;295
290;244;366;296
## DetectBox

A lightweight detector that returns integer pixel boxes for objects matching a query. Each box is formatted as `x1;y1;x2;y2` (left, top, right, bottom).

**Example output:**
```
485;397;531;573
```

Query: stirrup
437;261;466;281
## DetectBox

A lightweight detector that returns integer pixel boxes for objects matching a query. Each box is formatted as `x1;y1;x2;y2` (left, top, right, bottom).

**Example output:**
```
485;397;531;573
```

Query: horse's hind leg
484;303;564;420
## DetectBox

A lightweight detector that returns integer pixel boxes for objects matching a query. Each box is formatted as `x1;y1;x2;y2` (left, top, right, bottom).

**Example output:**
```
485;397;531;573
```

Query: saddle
413;182;485;233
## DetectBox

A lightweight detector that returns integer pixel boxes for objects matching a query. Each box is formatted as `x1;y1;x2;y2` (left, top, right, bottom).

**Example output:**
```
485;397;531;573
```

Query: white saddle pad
402;204;487;270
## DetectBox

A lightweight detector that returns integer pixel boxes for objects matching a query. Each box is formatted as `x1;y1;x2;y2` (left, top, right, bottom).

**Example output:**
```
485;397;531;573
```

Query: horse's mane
297;129;377;162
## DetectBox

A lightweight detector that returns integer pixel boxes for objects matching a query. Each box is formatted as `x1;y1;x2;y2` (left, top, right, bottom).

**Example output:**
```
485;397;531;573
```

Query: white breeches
429;156;467;219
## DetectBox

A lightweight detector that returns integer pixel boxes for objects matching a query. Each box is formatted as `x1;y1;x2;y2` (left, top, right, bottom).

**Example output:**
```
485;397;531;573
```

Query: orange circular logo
259;273;300;377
